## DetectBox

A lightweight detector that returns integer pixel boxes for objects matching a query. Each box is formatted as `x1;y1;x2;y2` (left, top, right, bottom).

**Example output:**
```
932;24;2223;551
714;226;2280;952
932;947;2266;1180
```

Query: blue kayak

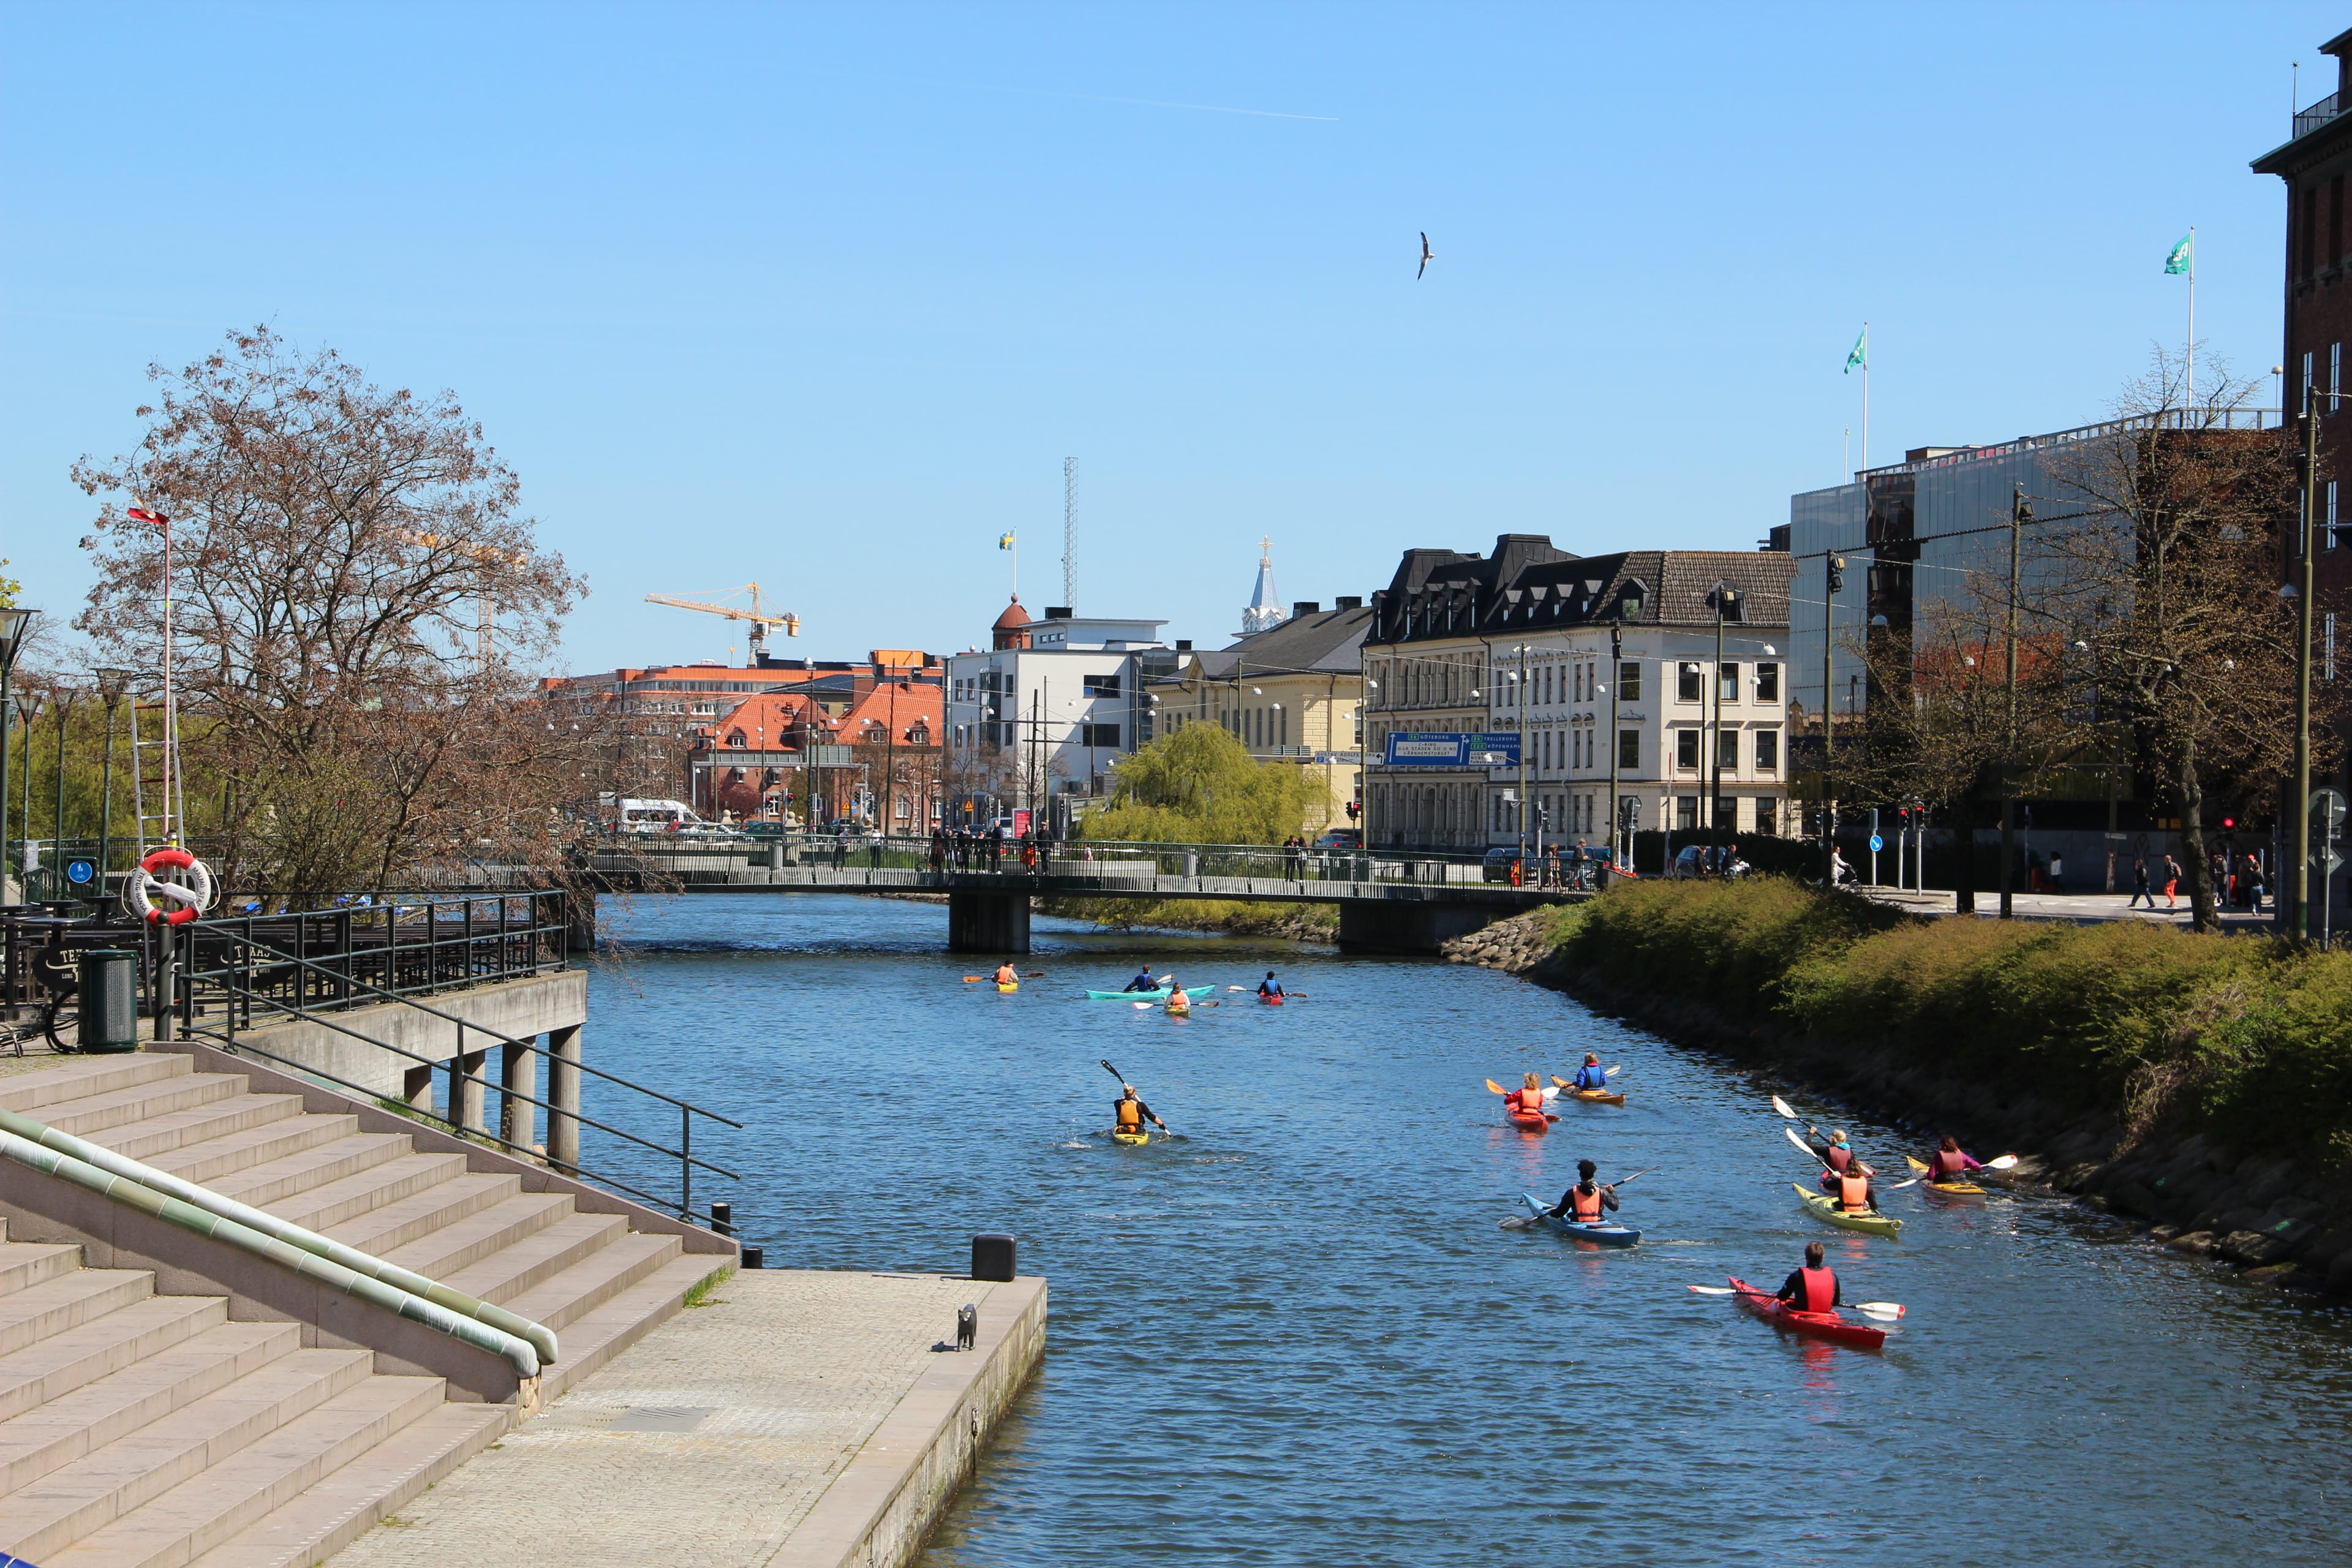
1518;1193;1642;1247
1086;986;1216;1000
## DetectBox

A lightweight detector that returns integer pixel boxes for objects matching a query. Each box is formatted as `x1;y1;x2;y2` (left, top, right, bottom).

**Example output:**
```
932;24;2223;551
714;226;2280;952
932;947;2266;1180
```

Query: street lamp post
51;688;78;897
1821;557;1844;886
2292;385;2320;938
1710;585;1738;855
0;608;36;905
2000;483;2031;920
1607;622;1623;871
96;668;132;891
15;693;43;895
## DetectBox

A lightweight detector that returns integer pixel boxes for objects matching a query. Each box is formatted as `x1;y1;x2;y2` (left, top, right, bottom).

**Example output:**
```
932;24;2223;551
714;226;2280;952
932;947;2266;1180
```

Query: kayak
1504;1107;1555;1133
995;981;1018;993
1924;1179;1987;1198
1112;1129;1150;1147
1518;1193;1641;1246
1259;993;1285;1006
1792;1182;1903;1238
1567;1088;1626;1106
1087;986;1216;1001
1727;1275;1887;1351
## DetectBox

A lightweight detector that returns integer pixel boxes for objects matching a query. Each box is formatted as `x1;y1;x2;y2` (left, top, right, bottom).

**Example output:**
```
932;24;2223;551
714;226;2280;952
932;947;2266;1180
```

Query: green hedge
1544;879;2352;1167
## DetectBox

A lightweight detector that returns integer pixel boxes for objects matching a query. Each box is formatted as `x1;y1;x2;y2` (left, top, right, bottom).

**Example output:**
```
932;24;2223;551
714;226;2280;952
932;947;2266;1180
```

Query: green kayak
1792;1182;1904;1238
1087;986;1216;1001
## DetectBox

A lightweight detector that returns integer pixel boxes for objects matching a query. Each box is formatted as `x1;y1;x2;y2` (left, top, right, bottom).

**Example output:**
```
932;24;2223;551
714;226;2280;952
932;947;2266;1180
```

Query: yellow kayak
1570;1088;1626;1106
996;981;1018;992
1793;1182;1903;1238
1926;1179;1986;1197
1112;1129;1150;1147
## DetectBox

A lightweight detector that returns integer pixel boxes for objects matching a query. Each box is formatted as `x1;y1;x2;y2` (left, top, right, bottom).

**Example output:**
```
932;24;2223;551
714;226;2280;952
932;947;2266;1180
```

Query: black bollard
741;1245;765;1269
710;1200;734;1238
971;1232;1016;1282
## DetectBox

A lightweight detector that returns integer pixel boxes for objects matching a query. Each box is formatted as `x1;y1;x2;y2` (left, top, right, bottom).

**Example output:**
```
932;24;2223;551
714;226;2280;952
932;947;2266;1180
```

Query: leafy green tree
1080;724;1313;844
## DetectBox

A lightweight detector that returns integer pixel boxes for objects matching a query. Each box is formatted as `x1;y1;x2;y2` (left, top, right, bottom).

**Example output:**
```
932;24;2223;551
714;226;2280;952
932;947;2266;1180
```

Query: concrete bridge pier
948;891;1031;954
1338;900;1507;955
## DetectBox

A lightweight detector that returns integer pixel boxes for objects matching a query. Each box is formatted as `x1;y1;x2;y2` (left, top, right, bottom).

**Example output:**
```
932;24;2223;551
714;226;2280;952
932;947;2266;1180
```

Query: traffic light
2222;816;2235;830
1346;800;1362;820
1826;556;1846;595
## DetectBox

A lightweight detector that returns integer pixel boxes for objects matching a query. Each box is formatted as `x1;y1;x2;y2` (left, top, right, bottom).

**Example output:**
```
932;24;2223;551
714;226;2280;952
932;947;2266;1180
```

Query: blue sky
1;2;2340;672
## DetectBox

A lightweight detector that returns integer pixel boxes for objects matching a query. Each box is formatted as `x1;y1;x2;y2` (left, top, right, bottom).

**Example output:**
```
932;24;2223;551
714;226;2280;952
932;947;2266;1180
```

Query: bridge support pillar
548;1023;582;1174
1337;901;1507;955
948;891;1031;954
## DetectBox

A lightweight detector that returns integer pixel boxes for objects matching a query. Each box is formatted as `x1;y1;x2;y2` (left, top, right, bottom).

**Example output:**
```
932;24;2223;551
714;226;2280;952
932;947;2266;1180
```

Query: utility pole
2001;483;2030;919
1608;621;1623;869
1711;585;1736;853
1517;643;1529;867
2293;383;2320;938
1822;557;1842;885
1063;458;1077;610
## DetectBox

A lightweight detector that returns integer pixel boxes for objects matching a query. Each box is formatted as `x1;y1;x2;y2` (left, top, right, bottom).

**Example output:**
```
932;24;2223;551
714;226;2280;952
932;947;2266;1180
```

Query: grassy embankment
1529;878;2352;1171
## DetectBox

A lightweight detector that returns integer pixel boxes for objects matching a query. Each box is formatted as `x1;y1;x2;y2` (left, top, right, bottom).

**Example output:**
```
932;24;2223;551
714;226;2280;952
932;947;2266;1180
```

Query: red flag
126;507;167;524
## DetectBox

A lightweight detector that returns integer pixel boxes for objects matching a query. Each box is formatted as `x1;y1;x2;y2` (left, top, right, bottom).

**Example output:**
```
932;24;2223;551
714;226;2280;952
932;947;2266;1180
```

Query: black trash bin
77;950;141;1054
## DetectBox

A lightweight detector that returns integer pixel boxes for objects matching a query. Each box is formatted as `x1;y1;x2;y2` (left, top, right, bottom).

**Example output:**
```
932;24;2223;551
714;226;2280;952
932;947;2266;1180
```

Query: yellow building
1150;600;1370;835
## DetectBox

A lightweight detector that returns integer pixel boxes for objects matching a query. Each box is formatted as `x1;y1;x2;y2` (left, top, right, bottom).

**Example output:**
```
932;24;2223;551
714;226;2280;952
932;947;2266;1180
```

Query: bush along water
1444;880;2352;1295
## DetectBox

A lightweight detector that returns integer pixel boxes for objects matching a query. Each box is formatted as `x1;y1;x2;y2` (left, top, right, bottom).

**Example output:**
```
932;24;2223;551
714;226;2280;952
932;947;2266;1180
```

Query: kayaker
1509;1072;1547;1119
1114;1085;1167;1137
1830;1164;1877;1216
1547;1159;1619;1222
1924;1135;1984;1183
1569;1053;1609;1092
1810;1127;1858;1175
993;961;1019;987
1166;977;1191;1015
1257;970;1284;998
1122;965;1160;993
1774;1241;1841;1314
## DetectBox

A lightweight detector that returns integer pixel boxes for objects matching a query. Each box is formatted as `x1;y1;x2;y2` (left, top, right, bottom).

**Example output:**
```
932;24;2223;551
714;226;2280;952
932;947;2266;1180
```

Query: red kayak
1259;993;1284;1006
1727;1276;1886;1351
1505;1107;1556;1133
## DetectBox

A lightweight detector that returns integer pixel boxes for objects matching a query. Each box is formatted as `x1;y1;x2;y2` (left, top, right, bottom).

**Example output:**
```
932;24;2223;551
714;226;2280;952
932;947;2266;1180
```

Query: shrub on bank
1547;876;2352;1167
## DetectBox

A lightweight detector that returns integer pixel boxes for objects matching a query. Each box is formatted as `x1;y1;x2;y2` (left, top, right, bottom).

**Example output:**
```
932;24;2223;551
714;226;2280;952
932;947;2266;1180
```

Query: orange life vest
1823;1144;1854;1172
1799;1265;1838;1314
1117;1100;1141;1129
995;967;1016;984
1570;1184;1605;1221
1513;1088;1545;1114
1838;1173;1871;1213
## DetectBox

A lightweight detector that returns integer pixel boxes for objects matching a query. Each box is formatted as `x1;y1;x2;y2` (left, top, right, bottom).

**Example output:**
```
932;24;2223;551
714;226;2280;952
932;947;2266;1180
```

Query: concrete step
0;1322;299;1494
375;1194;572;1284
203;1134;420;1216
318;1172;519;1260
0;1057;190;1118
443;1212;629;1310
34;1075;249;1142
176;1401;508;1568
504;1230;681;1338
539;1253;723;1404
0;1348;374;1561
0;1273;156;1360
42;1374;448;1568
0;1242;91;1299
140;1112;359;1186
80;1093;307;1164
0;1297;229;1427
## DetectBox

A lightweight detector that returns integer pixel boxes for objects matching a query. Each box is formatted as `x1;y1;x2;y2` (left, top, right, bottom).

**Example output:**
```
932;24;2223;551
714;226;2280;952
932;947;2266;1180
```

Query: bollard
741;1246;765;1269
971;1232;1016;1281
710;1200;734;1238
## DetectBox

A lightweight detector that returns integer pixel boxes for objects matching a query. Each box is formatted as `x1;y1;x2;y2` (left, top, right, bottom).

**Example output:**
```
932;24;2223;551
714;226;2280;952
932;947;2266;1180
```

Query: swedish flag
998;532;1016;551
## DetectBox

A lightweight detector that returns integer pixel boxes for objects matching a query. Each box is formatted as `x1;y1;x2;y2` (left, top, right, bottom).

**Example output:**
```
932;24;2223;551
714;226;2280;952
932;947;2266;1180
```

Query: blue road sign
65;858;96;885
1868;835;1883;853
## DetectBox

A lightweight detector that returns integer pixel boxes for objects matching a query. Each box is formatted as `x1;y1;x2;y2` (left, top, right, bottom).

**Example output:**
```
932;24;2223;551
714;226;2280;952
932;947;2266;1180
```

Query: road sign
64;859;96;886
2324;847;2346;876
2312;788;2348;835
1868;834;1883;853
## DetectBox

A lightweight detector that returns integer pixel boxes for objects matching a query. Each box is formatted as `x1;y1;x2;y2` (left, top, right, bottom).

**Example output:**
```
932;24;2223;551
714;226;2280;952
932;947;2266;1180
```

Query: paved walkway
330;1269;998;1568
1858;886;2284;933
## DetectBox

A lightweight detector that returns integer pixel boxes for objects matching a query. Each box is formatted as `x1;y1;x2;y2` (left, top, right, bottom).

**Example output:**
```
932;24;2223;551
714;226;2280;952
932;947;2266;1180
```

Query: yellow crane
644;583;801;663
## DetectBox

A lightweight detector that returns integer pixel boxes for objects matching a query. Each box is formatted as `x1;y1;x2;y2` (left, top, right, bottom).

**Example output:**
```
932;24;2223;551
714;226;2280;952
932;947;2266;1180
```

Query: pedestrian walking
2127;856;2154;910
2163;853;2182;910
2049;851;2066;895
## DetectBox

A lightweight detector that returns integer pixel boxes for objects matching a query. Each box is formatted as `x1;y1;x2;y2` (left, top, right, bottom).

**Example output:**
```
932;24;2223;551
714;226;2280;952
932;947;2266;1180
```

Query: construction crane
645;583;801;663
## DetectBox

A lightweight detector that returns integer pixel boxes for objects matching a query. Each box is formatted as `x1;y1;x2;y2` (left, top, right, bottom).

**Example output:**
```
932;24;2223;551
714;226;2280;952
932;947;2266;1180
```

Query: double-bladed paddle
1099;1058;1170;1135
1686;1284;1905;1322
1780;1121;1877;1179
1499;1167;1661;1229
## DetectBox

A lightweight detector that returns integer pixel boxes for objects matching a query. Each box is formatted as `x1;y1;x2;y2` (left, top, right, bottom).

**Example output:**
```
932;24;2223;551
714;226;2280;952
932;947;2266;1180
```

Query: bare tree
72;327;621;893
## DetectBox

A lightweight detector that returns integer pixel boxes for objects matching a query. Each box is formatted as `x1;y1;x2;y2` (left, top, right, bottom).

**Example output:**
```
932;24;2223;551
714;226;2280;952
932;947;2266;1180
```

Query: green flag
2165;232;2192;275
1844;325;1866;375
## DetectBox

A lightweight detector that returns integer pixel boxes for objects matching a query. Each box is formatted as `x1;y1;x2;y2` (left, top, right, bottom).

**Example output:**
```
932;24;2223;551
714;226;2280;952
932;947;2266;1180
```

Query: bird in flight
1418;232;1433;279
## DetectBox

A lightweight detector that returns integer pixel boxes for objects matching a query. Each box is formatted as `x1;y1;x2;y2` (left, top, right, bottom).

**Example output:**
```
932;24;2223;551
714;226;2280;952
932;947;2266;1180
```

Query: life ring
124;848;214;926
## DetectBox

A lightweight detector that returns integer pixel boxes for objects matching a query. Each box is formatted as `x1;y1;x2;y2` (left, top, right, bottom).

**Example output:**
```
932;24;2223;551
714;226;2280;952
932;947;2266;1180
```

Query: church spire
1241;535;1285;635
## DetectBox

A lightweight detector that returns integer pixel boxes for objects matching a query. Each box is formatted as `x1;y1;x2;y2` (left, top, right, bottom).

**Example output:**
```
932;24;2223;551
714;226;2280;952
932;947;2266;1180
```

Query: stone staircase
0;1051;729;1566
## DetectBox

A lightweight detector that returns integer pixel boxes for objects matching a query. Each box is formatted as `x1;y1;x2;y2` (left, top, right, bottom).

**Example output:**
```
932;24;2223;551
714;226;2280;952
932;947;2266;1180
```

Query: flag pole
2187;225;2196;412
1861;321;1869;472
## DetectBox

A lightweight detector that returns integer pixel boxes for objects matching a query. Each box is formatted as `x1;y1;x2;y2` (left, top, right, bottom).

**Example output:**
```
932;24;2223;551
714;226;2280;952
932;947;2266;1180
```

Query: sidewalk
1859;885;2283;933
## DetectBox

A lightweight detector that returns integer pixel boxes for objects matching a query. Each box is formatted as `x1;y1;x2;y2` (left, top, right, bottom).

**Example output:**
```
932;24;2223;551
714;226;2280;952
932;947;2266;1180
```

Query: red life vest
1931;1149;1969;1180
1838;1173;1871;1213
1513;1088;1545;1114
1570;1185;1605;1221
1824;1144;1854;1172
1798;1265;1838;1314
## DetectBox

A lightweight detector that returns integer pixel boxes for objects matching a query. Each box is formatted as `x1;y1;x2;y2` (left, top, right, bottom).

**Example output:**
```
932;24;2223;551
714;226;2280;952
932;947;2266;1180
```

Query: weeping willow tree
1078;723;1314;845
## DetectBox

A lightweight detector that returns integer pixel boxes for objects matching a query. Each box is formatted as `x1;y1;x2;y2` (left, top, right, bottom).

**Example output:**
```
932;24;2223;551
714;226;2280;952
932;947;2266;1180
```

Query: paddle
1499;1166;1659;1228
1907;1152;2019;1176
961;971;1046;982
1782;1123;1876;1179
1686;1284;1905;1322
1771;1094;1801;1120
1099;1059;1170;1134
1551;1066;1624;1093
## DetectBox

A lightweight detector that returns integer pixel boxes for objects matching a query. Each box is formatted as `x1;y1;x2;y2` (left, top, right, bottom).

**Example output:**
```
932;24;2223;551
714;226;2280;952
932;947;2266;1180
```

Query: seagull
1418;232;1433;279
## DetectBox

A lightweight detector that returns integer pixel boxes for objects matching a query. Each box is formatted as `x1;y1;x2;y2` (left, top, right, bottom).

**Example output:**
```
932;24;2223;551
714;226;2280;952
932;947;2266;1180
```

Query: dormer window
725;731;747;748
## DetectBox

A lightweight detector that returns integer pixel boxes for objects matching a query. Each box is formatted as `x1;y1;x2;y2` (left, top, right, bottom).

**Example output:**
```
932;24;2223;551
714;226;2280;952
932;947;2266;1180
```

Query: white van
612;798;714;834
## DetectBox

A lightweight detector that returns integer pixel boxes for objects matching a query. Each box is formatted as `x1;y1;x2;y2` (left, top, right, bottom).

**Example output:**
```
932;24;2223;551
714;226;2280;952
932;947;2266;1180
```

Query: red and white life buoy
124;848;214;926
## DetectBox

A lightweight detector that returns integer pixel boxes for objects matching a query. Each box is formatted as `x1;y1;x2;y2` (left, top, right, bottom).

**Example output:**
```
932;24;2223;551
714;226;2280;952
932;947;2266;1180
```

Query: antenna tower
1062;458;1077;608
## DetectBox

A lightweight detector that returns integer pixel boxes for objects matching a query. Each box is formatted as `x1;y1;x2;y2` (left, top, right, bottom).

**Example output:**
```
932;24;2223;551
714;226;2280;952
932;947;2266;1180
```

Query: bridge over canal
578;837;1588;954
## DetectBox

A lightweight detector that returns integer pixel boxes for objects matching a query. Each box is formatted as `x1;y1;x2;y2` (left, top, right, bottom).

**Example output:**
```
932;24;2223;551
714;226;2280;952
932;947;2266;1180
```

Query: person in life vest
1810;1127;1859;1191
1830;1164;1877;1215
1924;1134;1984;1183
1547;1158;1620;1222
1570;1053;1609;1092
1165;976;1191;1014
1122;965;1160;993
993;962;1019;986
1114;1085;1167;1137
1256;970;1284;998
1507;1071;1548;1121
1774;1241;1841;1314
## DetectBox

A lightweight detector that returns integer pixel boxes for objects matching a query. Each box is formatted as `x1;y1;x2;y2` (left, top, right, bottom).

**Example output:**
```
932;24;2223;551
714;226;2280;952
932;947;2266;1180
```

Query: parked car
1671;843;1706;879
1315;829;1362;851
1482;846;1526;883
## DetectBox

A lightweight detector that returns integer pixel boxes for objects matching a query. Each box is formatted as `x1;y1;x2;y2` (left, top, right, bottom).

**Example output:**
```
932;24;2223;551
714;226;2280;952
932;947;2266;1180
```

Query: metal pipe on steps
0;1120;548;1381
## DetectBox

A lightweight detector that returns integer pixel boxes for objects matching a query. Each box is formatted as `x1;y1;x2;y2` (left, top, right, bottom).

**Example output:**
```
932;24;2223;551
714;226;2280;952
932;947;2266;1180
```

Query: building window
1081;722;1120;747
1756;729;1780;771
1676;796;1698;831
1755;662;1781;703
1618;729;1640;771
726;731;746;748
1678;662;1703;703
1718;662;1740;703
1082;673;1121;697
1676;729;1700;770
1716;729;1739;770
1618;661;1642;702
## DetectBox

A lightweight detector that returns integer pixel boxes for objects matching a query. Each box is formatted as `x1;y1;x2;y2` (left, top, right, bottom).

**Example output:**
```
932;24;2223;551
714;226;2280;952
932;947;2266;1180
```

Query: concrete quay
327;1267;1046;1568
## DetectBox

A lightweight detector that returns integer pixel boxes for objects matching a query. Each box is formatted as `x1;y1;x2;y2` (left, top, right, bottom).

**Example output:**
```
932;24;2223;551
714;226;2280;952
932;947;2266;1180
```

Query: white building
944;596;1175;816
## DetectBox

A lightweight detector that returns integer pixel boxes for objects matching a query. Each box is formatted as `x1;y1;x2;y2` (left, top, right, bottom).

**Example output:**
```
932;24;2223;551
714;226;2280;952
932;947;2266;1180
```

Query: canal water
590;894;2352;1567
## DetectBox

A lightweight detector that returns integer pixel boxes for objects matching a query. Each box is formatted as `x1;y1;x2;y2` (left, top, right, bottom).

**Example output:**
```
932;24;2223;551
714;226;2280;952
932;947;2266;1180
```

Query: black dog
956;1303;978;1351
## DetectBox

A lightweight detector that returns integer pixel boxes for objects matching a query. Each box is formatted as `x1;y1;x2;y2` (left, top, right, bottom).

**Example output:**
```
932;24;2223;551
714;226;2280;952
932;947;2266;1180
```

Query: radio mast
1062;458;1077;608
